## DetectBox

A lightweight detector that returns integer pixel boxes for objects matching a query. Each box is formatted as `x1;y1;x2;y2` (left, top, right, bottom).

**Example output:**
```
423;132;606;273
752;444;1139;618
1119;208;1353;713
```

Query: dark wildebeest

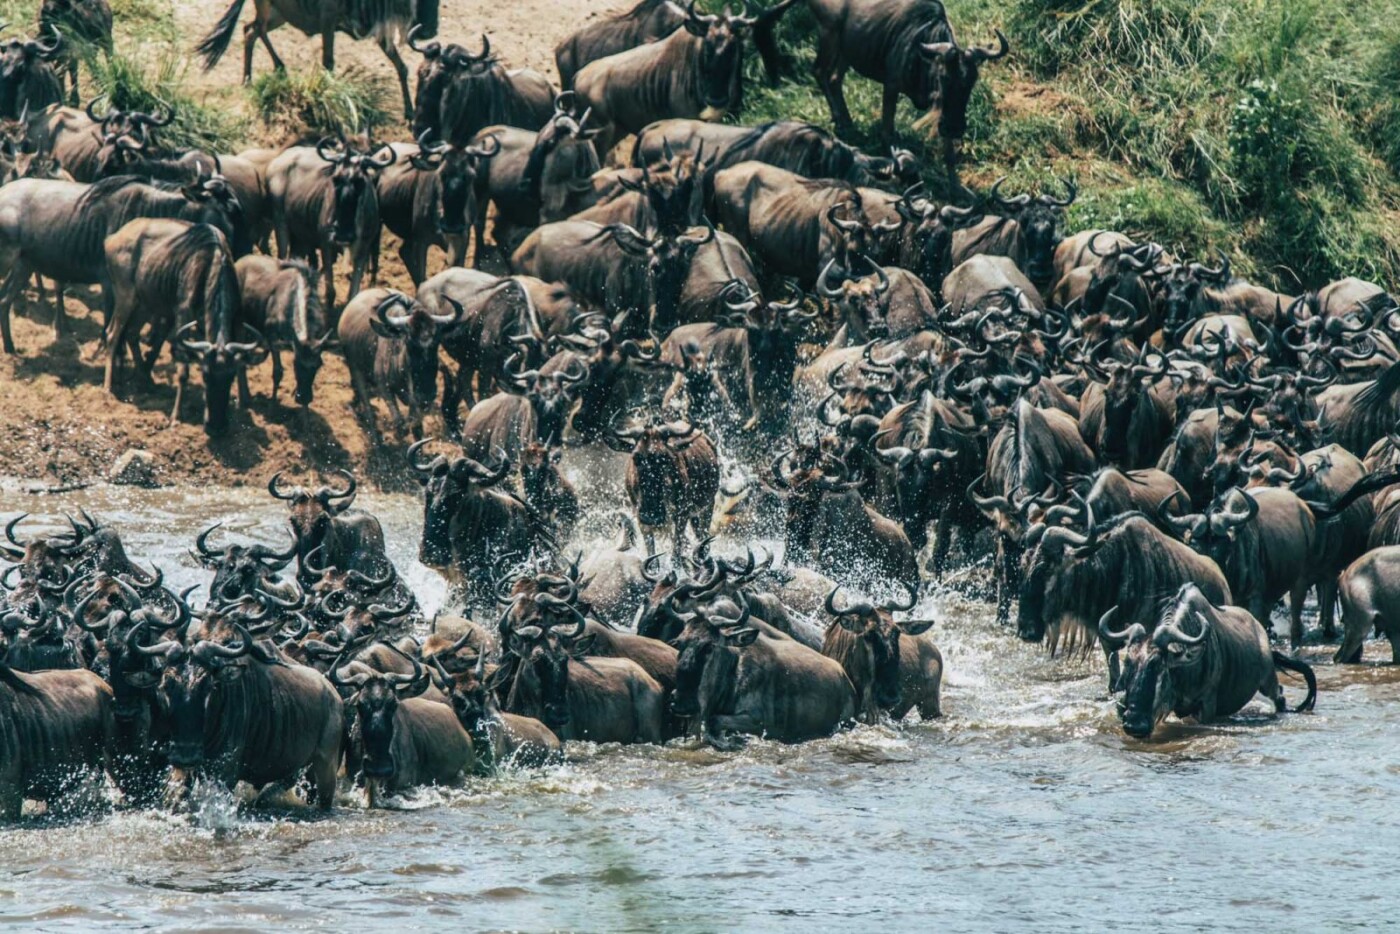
38;0;113;104
234;255;330;406
0;661;114;819
712;162;902;288
633;118;919;190
815;253;937;342
331;654;474;803
456;355;588;462
772;449;919;592
1077;348;1177;469
266;470;391;583
101;219;265;435
0;169;248;353
266;138;395;310
950;177;1076;288
607;416;720;555
554;0;686;90
663;279;814;434
410;34;556;146
807;0;1007;174
192;523;301;605
410;441;541;607
0;27;63;120
468;104;603;256
135;617;343;808
573;0;789;157
498;610;666;745
377;132;499;285
1101;584;1315;739
337;288;463;442
1161;487;1318;647
1335;547;1400;664
196;0;437;118
821;585;940;723
1017;509;1232;689
432;653;561;771
671;594;855;749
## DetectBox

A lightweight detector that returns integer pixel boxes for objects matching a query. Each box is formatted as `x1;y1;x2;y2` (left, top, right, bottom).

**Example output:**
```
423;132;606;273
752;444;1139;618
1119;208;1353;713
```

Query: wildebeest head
501;588;589;729
820;360;897;432
0;512;86;585
174;320;266;436
671;592;756;719
824;585;929;709
825;198;901;268
608;416;704;528
873;413;965;517
1155;253;1231;333
410;442;513;569
915;17;1008;140
988;176;1075;285
1099;584;1212;738
194;522;298;603
634;555;729;643
370;291;464;408
502;350;588;445
1014;494;1105;643
621;138;707;235
317;136;395;246
91;99;174;177
1159;487;1258;574
720;279;814;396
410;130;499;235
274;260;331;405
267;469;358;562
817;252;893;340
681;0;757;121
1082;234;1165;322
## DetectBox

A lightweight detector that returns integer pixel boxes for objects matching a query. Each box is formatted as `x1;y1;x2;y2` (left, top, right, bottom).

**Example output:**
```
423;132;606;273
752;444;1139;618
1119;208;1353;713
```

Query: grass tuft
88;52;246;153
248;67;392;141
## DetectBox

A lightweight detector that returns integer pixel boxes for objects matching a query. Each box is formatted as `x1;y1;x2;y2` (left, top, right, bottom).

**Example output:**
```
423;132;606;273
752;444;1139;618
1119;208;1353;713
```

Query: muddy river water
1;476;1397;931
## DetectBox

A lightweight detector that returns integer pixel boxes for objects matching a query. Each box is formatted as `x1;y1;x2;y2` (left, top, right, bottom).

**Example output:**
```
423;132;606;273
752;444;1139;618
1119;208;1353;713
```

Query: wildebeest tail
1272;652;1317;713
1305;467;1400;520
196;0;249;70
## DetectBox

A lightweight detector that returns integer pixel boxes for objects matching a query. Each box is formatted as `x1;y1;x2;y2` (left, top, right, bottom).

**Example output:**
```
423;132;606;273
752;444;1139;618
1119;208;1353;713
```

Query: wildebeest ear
722;627;759;647
898;619;935;636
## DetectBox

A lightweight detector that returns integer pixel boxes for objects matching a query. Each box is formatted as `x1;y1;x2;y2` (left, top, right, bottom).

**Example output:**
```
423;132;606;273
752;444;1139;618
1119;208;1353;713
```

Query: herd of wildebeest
18;0;1400;821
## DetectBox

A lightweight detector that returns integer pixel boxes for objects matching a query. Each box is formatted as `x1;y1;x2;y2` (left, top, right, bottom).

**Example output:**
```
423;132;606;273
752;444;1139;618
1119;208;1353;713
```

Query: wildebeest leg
170;362;190;426
1317;578;1338;641
441;369;463;439
237;367;252;409
995;537;1014;626
1289;584;1308;649
753;16;784;85
321;244;337;310
49;280;69;340
1104;644;1121;694
0;266;22;354
931;503;954;580
377;35;414;120
706;713;760;749
814;32;852;133
348;368;382;445
270;348;284;402
880;83;900;144
67;58;79;105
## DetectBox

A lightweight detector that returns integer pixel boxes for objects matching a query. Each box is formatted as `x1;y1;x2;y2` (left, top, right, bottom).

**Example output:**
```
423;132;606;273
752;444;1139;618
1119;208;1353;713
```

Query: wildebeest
807;0;1007;173
607;416;720;554
1161;487;1318;647
0;169;248;353
1335;546;1400;664
821;585;940;723
950;177;1076;287
337;288;462;442
671;594;855;748
134;616;343;808
266;138;395;309
377;132;499;284
196;0;436;118
573;1;781;157
1101;584;1315;739
432;652;560;770
234;255;330;406
0;26;63;120
410;33;556;146
0;661;114;819
554;0;687;90
266;470;392;584
332;653;474;803
101;218;264;435
1017;509;1232;687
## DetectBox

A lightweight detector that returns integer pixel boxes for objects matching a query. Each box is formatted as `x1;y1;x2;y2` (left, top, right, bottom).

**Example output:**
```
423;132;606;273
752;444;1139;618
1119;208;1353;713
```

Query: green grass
248;67;393;140
88;52;247;153
725;0;1400;289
